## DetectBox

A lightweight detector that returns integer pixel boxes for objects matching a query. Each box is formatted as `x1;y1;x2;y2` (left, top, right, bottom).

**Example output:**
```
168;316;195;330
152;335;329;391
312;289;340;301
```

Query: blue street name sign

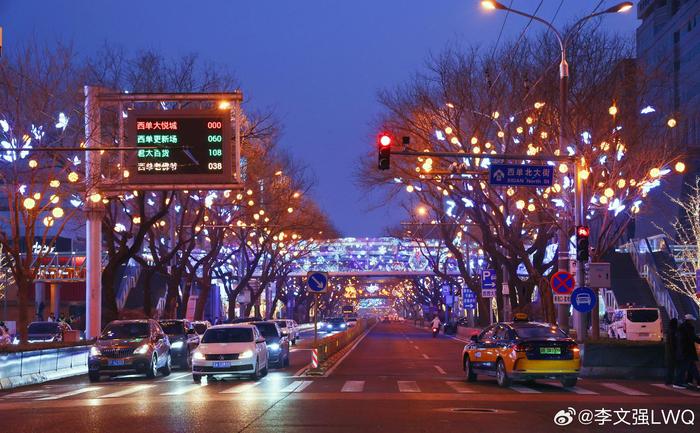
489;164;554;187
481;269;497;298
463;288;477;309
306;271;329;294
571;287;597;313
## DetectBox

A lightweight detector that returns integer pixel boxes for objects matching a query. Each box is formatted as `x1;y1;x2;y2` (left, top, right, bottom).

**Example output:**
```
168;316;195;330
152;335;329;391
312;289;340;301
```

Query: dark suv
158;319;199;369
252;321;290;368
88;319;171;382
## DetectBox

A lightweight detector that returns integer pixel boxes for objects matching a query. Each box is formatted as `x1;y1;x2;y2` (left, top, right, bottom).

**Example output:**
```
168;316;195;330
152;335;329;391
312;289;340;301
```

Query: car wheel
160;352;172;376
464;356;476;382
193;374;202;384
146;355;158;378
252;357;262;381
496;359;511;388
561;377;578;388
88;371;100;383
261;365;268;377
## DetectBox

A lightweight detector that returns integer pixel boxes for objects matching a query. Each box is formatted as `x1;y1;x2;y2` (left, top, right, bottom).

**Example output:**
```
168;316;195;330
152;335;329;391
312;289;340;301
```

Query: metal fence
0;346;89;389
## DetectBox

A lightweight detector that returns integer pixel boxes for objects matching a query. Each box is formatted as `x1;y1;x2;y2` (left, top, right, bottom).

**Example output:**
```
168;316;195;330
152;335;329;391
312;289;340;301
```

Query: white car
274;319;299;345
191;324;269;383
607;308;663;341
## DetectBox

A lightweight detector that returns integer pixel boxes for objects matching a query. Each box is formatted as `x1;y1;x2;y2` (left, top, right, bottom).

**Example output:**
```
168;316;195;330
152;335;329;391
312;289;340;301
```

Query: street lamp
481;0;633;339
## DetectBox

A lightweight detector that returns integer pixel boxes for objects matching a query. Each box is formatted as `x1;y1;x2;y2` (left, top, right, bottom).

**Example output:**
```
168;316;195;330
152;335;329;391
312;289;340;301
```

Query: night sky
0;1;639;236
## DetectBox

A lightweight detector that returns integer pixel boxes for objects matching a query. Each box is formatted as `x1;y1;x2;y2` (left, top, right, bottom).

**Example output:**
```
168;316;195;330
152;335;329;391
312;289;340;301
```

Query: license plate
638;333;649;337
540;347;561;355
212;361;231;368
108;359;126;366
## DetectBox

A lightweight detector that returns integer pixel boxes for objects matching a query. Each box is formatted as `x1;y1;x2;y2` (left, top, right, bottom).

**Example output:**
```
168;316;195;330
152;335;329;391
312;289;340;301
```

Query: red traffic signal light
577;226;590;237
379;134;392;147
576;225;590;262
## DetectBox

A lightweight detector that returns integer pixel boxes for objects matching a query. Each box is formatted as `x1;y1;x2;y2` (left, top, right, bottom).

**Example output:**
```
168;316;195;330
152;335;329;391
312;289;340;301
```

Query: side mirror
470;335;479;342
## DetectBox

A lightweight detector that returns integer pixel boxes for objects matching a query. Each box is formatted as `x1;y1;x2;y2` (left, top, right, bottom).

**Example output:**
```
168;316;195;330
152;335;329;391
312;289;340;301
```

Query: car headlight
171;341;184;349
193;350;205;360
341;324;346;328
267;343;280;351
239;349;254;359
134;344;150;355
90;346;101;357
327;324;332;329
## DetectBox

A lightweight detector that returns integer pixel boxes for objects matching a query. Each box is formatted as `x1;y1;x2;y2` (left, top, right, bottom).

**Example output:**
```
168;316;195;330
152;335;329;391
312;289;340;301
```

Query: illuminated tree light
608;105;618;116
28;159;38;168
617;179;626;188
49;179;60;188
123;170;130;179
579;170;590;180
68;172;79;183
604;188;614;198
470;137;478;145
444;127;453;135
89;193;101;203
675;161;686;173
527;203;535;212
515;200;525;210
42;216;54;227
287;207;294;213
558;164;568;174
667;118;677;128
649;167;660;178
23;197;36;210
406;185;414;193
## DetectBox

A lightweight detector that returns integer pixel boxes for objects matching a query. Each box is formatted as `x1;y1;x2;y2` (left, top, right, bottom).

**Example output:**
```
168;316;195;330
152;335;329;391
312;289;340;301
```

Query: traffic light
576;225;590;262
377;133;392;170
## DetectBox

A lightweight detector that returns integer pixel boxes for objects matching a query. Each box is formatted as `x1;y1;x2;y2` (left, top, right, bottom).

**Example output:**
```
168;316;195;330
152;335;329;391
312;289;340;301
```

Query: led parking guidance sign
127;110;234;185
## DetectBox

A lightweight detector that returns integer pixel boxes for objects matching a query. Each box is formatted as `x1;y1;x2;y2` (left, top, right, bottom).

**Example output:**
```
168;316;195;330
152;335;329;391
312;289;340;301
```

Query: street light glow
481;0;504;10
609;2;634;13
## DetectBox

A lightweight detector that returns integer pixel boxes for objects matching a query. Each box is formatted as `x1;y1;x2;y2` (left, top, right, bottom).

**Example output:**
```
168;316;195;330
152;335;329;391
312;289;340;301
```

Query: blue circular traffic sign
307;272;329;293
571;287;596;313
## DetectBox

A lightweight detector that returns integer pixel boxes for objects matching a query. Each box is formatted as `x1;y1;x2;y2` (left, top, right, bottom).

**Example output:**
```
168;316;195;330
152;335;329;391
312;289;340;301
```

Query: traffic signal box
576;225;590;262
377;133;392;170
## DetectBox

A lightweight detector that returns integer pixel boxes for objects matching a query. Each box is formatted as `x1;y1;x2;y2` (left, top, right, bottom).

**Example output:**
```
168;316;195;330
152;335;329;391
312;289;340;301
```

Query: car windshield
159;321;185;335
101;322;149;340
329;318;344;324
626;309;659;323
514;325;567;339
202;327;253;343
193;323;208;334
254;323;279;338
274;321;288;328
28;322;59;334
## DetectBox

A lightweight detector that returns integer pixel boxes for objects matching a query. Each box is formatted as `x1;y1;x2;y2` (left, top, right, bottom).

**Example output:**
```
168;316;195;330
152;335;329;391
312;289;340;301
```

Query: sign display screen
127;110;233;185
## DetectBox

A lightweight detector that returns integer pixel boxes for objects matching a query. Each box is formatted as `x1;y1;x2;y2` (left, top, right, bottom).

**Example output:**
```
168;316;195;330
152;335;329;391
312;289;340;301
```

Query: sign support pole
313;293;319;347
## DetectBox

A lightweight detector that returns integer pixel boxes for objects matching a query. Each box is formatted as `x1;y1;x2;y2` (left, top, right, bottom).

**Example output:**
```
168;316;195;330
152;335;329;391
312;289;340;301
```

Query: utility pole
84;86;103;339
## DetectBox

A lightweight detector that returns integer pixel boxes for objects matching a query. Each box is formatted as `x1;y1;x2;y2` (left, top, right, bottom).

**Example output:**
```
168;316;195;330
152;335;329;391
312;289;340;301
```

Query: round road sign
550;271;575;295
571;287;597;313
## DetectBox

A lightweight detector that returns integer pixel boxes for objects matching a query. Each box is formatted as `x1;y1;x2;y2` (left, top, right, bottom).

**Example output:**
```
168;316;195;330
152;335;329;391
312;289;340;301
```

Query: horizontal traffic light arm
391;149;576;163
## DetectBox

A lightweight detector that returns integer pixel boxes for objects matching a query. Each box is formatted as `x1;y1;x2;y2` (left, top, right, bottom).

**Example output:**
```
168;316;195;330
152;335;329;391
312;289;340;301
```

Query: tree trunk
16;277;32;344
194;279;211;321
100;263;120;323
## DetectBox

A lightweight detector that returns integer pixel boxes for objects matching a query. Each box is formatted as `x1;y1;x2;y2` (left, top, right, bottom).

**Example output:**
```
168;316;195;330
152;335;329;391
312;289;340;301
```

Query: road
1;322;698;433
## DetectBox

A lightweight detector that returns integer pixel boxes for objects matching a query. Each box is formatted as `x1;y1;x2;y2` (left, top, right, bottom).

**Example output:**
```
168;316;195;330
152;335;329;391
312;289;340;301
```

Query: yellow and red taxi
461;314;580;387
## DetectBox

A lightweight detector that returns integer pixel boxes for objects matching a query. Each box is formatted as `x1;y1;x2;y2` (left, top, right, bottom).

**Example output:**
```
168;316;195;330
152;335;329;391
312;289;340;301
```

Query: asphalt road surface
1;322;698;433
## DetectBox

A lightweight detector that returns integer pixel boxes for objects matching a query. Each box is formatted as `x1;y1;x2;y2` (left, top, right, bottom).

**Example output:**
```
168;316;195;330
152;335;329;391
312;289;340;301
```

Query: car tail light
513;343;529;352
568;343;580;354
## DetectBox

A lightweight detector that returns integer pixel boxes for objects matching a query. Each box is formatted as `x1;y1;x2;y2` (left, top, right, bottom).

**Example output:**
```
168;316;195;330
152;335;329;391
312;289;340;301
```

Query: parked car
191;320;211;336
88;319;171;382
607;307;663;341
274;319;299;345
252;321;290;368
325;317;347;331
27;321;70;343
462;318;580;388
229;316;263;324
158;319;199;369
192;324;268;382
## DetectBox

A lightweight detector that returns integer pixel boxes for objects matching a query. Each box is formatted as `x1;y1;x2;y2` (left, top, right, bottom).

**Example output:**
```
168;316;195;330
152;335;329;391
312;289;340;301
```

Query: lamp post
481;0;633;339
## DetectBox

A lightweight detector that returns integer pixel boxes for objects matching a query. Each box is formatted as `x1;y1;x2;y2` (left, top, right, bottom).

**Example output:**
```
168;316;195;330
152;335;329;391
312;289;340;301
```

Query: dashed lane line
601;383;648;396
434;365;446;375
341;380;365;392
398;381;421;393
38;386;102;400
99;384;155;398
445;381;476;393
509;385;542;394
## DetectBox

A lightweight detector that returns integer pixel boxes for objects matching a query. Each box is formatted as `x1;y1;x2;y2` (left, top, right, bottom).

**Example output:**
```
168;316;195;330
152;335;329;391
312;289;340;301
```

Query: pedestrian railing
628;239;679;319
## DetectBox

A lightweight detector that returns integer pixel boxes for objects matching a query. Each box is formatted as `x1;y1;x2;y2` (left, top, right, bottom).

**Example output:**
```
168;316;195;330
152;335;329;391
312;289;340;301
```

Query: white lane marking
324;323;377;377
160;383;206;396
38;386;102;400
509;385;541;394
341;380;365;392
220;382;261;394
1;390;44;398
446;381;475;393
601;383;649;396
294;381;313;392
433;365;446;375
398;381;421;393
422;354;430;360
100;384;155;398
413;345;420;350
652;383;700;397
544;381;598;395
280;381;303;393
159;372;190;382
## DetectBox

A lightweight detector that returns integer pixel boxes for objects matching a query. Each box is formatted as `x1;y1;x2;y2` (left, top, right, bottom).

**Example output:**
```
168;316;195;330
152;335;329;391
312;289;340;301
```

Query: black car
88;319;171;381
27;321;69;343
158;319;199;369
252;321;290;368
325;317;347;331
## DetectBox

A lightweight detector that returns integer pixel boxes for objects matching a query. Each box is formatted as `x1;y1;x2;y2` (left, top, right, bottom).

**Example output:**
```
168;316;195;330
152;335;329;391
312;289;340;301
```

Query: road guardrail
0;345;90;390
